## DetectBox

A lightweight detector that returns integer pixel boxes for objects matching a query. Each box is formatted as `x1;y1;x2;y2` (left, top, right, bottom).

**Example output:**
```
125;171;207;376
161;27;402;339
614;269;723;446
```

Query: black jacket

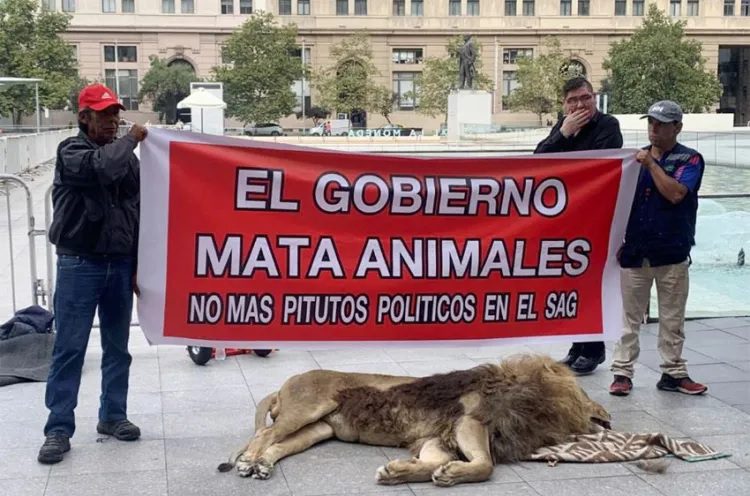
534;112;623;153
48;132;140;257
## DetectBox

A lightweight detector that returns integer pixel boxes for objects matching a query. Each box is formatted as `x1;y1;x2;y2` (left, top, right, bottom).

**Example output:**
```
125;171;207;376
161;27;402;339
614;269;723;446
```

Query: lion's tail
216;391;279;473
254;391;279;431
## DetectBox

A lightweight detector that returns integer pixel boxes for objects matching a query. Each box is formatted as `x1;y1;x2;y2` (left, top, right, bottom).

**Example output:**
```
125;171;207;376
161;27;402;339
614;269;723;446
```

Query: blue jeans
44;255;135;437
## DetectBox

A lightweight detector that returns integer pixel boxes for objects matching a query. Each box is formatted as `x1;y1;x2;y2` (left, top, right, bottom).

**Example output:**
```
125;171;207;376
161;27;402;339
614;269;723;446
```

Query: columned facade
49;0;750;128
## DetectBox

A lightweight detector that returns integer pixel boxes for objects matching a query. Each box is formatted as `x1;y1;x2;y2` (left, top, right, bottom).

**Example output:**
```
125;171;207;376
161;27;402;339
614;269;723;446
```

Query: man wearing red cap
38;84;147;464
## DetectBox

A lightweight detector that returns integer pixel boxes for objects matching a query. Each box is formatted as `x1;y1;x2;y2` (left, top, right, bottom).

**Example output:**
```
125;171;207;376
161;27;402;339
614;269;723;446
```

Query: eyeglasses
564;94;594;106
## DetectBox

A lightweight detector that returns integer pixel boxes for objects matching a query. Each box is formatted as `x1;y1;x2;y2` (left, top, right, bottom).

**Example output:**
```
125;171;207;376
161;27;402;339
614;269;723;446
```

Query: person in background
609;100;707;397
38;83;148;464
535;76;624;375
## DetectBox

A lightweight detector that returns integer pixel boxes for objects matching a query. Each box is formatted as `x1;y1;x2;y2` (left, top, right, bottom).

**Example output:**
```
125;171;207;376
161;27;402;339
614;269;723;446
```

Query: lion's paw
431;463;459;487
235;457;273;479
375;465;400;485
249;461;273;480
236;458;254;478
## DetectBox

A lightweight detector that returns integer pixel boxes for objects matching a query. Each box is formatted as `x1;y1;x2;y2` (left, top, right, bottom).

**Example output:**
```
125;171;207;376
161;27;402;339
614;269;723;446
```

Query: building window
503;48;533;64
69;44;78;61
221;0;233;14
522;0;534;15
104;45;138;63
449;0;461;16
336;0;348;15
240;0;252;14
633;0;644;16
505;0;516;15
161;0;174;13
687;0;698;15
278;0;291;15
122;0;135;12
299;0;311;15
393;0;405;15
181;0;194;13
292;47;311;113
62;0;76;12
42;0;56;10
467;0;480;15
670;0;681;16
724;0;735;15
742;0;750;16
104;69;139;111
411;0;423;16
393;72;418;110
393;48;424;64
614;0;626;15
101;0;115;12
560;0;572;15
578;0;589;15
354;0;367;15
502;71;518;97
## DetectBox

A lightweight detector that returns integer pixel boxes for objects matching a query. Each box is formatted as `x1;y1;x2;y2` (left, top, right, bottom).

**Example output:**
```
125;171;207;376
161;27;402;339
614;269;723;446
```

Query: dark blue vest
620;143;704;268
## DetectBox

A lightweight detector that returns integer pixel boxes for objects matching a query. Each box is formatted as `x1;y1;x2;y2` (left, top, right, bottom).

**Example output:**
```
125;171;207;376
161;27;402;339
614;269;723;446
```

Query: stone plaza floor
1;317;749;496
1;156;749;496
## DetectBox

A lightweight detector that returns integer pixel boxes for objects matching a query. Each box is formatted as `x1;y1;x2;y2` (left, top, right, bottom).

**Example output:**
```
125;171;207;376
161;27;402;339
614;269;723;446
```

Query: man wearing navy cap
609;100;707;397
38;84;147;464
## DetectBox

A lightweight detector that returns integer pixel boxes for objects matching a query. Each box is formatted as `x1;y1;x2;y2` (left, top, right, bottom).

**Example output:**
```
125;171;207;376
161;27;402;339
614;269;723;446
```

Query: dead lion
220;354;611;487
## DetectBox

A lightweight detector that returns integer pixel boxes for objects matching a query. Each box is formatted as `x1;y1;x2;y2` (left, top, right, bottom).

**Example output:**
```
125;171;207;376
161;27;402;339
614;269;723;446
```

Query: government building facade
47;0;750;129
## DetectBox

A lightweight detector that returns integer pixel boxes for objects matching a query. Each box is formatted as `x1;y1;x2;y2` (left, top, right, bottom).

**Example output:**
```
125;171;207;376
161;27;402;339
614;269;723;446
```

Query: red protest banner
138;130;638;347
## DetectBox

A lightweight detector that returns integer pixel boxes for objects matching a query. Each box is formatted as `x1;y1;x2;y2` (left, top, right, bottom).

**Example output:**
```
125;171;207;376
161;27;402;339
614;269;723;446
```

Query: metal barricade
0;174;52;314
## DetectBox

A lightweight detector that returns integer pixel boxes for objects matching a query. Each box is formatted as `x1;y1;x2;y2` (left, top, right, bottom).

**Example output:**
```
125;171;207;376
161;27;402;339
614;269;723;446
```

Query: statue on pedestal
457;35;477;90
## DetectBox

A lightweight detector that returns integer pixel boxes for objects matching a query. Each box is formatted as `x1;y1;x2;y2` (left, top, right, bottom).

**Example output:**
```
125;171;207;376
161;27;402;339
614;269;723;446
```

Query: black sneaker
37;434;70;464
570;354;606;375
656;374;708;395
559;344;582;367
96;419;141;441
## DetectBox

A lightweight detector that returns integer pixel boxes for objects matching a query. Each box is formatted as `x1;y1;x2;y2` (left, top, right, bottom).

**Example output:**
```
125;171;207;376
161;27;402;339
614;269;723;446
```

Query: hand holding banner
138;129;639;348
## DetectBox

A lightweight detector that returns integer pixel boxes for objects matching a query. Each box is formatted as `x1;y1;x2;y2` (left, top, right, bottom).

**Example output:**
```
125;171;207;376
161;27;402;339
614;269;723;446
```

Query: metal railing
0;174;52;314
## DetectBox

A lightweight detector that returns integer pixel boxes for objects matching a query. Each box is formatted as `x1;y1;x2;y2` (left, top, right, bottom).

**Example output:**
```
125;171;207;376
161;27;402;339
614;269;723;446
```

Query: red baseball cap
78;83;126;112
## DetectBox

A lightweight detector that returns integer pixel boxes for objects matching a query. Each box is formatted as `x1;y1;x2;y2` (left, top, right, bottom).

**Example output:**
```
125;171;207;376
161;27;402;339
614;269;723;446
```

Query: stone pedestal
447;90;493;142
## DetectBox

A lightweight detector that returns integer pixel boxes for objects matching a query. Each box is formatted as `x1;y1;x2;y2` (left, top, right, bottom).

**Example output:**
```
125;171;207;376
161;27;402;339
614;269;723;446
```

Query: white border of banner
138;129;640;349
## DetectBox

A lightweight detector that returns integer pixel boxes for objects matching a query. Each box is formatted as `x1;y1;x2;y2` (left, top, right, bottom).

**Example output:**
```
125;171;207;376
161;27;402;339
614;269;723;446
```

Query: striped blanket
528;430;729;464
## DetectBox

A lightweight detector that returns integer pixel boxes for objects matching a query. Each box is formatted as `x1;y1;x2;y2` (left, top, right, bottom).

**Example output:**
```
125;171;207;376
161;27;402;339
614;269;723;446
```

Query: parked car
244;123;284;136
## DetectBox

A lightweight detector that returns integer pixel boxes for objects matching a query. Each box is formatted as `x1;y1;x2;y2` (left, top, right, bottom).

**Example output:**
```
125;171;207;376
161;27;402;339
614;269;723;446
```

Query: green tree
603;4;722;113
295;105;330;126
369;86;397;125
212;12;304;124
411;36;493;122
0;0;78;125
138;56;195;124
311;33;391;120
505;37;568;125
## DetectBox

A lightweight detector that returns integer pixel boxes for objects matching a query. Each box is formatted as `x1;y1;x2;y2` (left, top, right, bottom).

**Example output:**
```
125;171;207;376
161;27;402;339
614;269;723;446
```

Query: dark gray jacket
48;131;140;257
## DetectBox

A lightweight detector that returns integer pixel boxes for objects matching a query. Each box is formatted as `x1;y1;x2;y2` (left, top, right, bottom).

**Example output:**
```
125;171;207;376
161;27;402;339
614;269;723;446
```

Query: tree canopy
312;33;391;120
505;38;569;124
412;36;492;121
138;57;196;124
212;12;304;124
0;0;78;124
603;4;722;113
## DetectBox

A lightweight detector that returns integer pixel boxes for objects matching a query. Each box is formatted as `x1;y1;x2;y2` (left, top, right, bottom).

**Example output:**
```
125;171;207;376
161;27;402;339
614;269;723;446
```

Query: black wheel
253;349;273;357
270;131;281;136
187;346;213;365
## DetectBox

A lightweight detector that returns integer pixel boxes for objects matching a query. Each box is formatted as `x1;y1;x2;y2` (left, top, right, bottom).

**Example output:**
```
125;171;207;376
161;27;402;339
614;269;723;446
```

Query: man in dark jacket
609;101;707;397
534;76;623;375
38;84;147;464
